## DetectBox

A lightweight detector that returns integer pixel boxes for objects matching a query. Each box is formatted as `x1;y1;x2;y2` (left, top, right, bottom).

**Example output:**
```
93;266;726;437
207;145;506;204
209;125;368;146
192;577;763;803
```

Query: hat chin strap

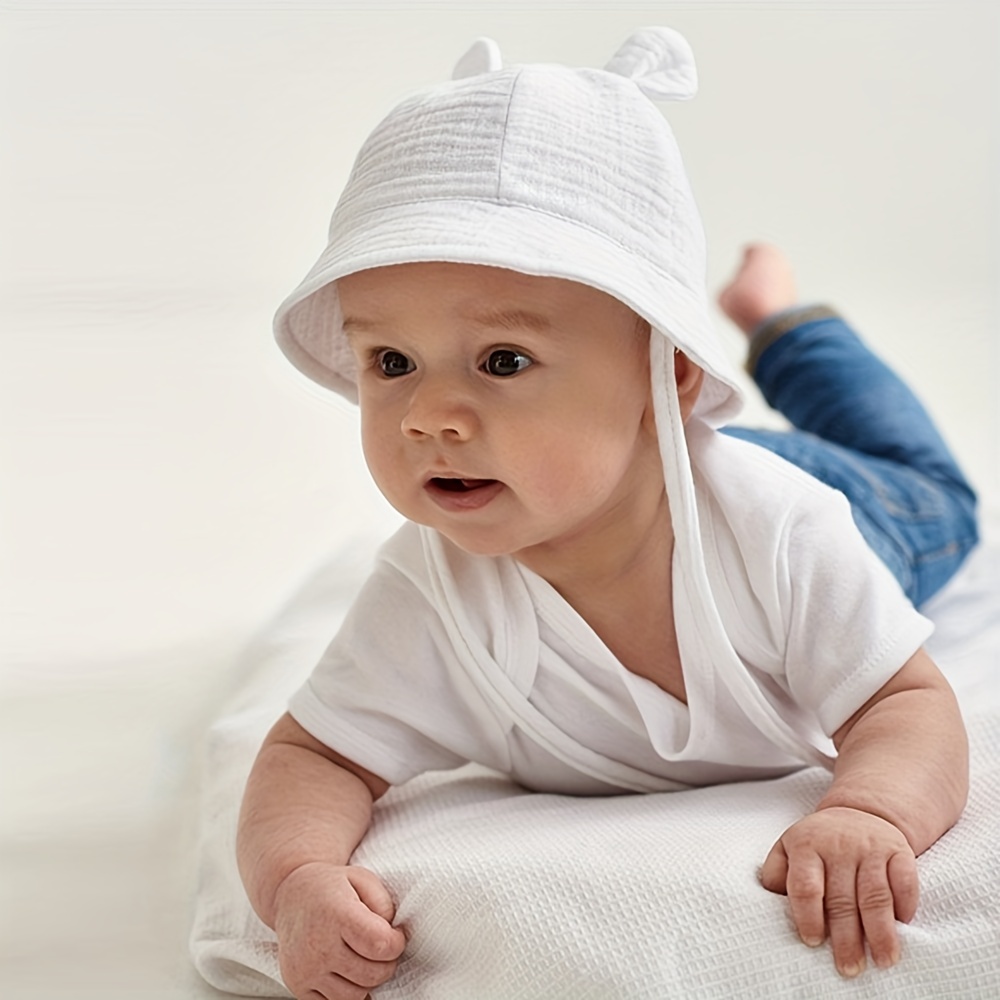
649;334;834;769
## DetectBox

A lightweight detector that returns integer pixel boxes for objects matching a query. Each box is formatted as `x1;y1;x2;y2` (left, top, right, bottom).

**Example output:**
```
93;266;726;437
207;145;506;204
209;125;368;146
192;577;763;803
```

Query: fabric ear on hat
273;24;744;425
604;26;697;101
452;37;503;79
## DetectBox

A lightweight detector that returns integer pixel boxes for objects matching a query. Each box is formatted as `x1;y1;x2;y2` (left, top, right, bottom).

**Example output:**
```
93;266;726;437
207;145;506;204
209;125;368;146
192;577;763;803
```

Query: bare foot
718;244;798;336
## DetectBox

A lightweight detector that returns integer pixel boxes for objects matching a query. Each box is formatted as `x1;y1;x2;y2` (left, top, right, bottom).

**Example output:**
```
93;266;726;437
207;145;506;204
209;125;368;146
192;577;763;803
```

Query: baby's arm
760;648;968;978
237;712;406;1000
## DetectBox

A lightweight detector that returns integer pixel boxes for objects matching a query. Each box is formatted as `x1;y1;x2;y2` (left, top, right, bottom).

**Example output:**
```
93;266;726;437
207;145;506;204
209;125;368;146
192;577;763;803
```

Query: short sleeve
288;532;513;785
693;429;933;743
776;485;934;735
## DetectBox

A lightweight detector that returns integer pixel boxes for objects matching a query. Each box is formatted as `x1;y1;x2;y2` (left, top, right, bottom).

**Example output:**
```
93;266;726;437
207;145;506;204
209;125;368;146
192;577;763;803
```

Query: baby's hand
272;862;407;1000
759;807;919;978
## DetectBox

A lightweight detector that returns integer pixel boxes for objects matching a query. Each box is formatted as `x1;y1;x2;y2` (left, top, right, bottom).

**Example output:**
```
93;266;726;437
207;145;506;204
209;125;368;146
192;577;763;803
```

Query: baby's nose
401;379;478;440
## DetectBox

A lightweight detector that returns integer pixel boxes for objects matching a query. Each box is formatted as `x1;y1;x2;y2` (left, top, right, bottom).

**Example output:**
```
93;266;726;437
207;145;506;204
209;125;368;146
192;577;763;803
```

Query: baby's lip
425;474;499;491
423;474;504;511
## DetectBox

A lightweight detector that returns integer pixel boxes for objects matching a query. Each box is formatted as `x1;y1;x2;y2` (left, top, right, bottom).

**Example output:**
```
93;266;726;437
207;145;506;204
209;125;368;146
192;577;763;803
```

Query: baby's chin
389;511;521;560
429;525;521;559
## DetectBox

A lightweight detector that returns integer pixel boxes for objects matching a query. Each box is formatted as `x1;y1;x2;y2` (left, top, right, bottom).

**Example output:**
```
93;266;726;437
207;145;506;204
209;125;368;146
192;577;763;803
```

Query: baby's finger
887;850;919;924
856;855;900;969
339;902;406;964
824;865;866;978
340;912;406;966
758;840;789;895
783;850;826;949
348;868;402;927
310;969;374;1000
343;870;407;962
322;961;397;998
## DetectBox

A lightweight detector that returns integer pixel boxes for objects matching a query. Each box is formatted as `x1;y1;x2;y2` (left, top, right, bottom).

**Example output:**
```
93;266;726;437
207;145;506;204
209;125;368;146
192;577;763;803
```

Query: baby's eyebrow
341;317;379;338
341;308;553;337
469;308;552;333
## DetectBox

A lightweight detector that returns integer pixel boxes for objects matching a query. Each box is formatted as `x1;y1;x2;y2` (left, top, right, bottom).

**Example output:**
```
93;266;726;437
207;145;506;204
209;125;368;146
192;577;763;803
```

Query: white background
0;2;997;991
2;1;997;687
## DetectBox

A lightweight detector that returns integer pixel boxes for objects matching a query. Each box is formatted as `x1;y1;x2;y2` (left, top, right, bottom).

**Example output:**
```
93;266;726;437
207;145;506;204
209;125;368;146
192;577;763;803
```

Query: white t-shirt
289;430;932;794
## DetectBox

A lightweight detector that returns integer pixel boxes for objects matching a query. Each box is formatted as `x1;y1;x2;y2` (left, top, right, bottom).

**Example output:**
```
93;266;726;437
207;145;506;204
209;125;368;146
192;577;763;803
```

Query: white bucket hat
273;26;743;426
273;28;834;770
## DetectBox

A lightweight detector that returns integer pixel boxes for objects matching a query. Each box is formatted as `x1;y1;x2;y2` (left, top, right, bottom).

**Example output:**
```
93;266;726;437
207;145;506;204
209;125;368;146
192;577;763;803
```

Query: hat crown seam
494;68;523;202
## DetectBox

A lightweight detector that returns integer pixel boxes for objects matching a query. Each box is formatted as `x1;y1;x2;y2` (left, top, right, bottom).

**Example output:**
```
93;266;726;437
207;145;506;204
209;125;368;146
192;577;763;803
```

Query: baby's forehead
336;261;642;332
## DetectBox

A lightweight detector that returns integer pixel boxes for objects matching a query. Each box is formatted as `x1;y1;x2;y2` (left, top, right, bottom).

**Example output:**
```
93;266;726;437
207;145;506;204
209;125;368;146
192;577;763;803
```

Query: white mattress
189;531;1000;999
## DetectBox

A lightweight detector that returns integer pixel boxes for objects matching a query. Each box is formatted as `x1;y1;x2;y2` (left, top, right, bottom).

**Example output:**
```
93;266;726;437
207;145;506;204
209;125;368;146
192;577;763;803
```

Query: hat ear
452;37;503;79
604;26;698;101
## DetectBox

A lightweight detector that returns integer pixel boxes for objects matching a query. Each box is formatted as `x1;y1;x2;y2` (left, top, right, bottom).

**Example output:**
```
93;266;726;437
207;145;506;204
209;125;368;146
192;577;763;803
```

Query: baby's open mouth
430;477;497;493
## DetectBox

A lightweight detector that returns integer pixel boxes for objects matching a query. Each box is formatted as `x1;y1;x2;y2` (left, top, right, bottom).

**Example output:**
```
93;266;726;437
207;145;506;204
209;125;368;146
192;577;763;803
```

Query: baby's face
338;262;663;564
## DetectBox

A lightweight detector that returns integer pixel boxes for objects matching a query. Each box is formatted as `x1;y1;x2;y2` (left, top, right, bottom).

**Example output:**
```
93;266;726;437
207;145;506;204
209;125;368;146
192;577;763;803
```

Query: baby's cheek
362;437;409;502
528;451;619;507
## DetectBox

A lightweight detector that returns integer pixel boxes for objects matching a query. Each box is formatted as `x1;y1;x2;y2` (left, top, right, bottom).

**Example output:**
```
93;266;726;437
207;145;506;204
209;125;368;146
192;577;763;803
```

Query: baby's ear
674;349;705;422
452;37;503;79
604;26;697;101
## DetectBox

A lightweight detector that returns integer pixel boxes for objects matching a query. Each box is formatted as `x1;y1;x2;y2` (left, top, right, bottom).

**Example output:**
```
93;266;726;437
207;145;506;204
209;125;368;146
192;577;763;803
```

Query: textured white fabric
603;25;698;101
289;430;931;794
451;36;502;79
190;537;1000;999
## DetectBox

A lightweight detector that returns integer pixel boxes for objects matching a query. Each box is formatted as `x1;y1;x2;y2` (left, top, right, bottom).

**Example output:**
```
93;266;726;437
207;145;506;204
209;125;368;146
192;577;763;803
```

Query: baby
236;28;978;999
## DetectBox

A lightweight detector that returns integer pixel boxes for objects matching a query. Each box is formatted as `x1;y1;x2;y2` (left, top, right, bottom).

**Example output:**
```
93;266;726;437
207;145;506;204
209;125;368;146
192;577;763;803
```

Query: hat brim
273;198;743;426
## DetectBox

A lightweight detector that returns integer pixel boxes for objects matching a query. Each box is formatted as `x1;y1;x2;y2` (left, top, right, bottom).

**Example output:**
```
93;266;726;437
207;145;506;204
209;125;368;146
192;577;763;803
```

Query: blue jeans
722;307;979;608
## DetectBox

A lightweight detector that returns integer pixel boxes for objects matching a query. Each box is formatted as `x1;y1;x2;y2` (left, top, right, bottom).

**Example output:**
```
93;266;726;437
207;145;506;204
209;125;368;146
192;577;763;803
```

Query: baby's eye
377;350;415;378
483;349;533;377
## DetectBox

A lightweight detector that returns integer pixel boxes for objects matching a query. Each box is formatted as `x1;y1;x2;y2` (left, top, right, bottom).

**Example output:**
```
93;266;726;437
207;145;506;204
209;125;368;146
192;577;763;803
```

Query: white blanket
190;534;1000;999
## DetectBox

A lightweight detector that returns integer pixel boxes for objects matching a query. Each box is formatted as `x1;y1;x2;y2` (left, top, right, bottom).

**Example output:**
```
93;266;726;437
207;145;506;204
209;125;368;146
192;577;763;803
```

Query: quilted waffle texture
190;539;1000;999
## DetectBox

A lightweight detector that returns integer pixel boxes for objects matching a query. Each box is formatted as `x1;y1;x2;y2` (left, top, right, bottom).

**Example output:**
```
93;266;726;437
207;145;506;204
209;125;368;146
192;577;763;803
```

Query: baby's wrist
270;860;347;925
812;800;912;846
